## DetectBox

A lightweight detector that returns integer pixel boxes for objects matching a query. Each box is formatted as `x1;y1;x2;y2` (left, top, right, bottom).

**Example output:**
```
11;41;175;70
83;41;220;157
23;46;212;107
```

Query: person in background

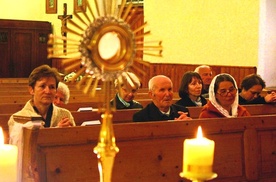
194;65;213;97
199;73;250;118
53;82;70;107
239;74;276;105
133;75;192;122
175;71;207;107
110;72;143;109
8;64;75;132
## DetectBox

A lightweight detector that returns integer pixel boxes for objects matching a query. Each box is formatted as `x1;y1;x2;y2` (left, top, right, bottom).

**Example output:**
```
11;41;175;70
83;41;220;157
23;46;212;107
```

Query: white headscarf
208;73;239;117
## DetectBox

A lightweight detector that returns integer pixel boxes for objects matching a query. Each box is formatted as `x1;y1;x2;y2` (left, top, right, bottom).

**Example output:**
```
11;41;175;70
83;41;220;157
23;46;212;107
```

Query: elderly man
133;75;191;122
194;65;213;97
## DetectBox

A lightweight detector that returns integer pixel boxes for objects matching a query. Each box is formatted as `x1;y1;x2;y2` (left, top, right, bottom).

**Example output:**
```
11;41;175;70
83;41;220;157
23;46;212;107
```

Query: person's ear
149;90;155;98
28;86;34;95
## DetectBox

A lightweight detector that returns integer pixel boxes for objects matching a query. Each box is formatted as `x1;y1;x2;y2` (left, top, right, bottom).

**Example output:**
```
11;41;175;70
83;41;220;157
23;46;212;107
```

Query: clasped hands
58;117;73;127
175;111;192;121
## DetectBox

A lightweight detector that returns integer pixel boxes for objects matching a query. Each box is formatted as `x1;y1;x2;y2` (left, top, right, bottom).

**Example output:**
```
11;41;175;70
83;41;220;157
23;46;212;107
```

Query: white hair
148;75;172;91
115;72;141;88
194;65;211;73
57;82;70;104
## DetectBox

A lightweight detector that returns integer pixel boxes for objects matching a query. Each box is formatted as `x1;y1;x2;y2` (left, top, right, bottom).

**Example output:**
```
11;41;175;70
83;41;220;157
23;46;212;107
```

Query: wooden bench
0;97;179;114
187;104;276;119
71;109;141;126
0;109;141;144
20;115;276;181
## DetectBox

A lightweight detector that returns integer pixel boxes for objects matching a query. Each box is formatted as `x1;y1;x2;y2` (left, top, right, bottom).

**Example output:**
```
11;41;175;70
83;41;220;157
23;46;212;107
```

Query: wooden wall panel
52;58;257;92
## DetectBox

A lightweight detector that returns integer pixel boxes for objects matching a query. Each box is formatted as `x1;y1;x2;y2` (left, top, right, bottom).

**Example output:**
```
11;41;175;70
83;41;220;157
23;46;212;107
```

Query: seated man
133;75;191;122
194;65;213;97
110;72;143;109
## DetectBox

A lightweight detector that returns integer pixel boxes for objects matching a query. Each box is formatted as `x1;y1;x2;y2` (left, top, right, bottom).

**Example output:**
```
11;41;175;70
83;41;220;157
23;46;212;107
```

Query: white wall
258;0;276;87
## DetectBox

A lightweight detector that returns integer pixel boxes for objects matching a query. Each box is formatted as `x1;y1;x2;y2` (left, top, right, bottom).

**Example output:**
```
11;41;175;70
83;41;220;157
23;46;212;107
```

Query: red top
199;100;251;118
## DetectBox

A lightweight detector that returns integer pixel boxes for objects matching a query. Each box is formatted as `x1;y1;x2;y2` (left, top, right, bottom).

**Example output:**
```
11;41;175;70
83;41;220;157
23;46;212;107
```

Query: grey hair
115;72;141;88
57;82;70;104
148;75;172;91
194;65;211;73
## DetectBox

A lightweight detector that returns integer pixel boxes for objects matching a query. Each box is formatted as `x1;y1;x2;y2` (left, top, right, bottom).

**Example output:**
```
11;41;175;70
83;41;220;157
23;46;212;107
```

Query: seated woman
239;74;276;105
199;73;250;118
54;82;70;107
8;65;75;132
110;72;143;109
175;71;207;107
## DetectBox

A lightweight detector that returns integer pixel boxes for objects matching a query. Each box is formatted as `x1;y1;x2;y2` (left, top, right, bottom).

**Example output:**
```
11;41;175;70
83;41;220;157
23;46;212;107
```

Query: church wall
0;1;260;67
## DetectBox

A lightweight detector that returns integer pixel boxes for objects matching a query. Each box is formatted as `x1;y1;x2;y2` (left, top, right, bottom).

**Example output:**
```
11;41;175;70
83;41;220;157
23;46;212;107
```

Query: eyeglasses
217;87;237;96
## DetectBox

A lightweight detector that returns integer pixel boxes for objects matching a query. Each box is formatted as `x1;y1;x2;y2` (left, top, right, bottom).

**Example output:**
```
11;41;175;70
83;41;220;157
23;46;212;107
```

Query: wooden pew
0;109;141;144
187;104;276;119
71;109;141;126
21;115;276;182
0;78;29;83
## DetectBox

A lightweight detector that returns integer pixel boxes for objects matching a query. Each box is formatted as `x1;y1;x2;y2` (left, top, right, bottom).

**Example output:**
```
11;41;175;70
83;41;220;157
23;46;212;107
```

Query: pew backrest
187;104;276;119
22;115;276;182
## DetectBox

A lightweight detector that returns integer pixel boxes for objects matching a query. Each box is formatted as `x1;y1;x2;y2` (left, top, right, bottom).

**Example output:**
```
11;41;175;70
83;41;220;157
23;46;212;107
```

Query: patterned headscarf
208;73;239;117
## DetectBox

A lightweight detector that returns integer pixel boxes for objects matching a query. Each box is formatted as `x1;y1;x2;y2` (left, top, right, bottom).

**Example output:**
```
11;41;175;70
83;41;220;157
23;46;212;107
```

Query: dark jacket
110;94;143;109
133;102;189;122
239;95;266;105
175;95;207;107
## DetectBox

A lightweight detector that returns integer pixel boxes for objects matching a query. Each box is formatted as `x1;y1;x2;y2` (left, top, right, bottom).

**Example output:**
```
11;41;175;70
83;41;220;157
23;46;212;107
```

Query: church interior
1;0;276;182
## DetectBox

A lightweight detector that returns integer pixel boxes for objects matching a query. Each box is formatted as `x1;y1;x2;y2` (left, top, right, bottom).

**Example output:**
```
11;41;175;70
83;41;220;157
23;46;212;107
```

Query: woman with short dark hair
239;74;276;105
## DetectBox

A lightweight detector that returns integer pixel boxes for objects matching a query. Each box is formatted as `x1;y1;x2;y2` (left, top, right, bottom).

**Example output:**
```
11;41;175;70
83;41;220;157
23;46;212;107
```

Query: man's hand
175;111;192;121
58;117;73;127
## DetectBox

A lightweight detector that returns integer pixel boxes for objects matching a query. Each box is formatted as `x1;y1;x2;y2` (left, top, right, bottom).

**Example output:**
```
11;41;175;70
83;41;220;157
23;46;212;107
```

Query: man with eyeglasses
239;74;276;105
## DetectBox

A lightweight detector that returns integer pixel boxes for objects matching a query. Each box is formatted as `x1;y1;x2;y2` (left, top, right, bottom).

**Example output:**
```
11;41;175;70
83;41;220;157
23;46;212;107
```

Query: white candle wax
0;127;18;182
182;126;215;179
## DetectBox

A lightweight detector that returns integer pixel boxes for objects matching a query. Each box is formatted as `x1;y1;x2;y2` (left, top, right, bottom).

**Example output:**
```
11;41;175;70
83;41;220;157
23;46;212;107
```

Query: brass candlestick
94;81;119;182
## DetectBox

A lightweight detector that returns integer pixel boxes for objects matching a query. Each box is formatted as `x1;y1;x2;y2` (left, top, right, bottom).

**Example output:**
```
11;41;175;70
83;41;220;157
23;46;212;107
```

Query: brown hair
28;64;61;88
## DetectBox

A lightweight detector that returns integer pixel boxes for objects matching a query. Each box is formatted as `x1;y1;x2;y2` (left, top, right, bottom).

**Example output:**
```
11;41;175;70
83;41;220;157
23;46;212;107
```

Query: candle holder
179;171;217;182
180;126;217;182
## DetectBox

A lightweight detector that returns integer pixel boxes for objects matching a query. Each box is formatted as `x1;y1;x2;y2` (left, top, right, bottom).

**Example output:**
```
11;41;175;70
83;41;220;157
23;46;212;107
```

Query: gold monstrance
47;0;162;181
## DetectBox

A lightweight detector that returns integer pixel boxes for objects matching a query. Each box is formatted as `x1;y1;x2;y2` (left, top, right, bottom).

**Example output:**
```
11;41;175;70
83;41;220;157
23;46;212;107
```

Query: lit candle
182;126;215;180
0;127;18;182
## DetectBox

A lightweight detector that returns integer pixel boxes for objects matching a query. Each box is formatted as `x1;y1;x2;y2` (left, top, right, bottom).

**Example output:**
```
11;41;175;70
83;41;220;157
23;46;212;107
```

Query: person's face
119;86;137;102
29;77;57;106
198;68;213;86
241;84;262;101
215;81;237;108
150;78;173;112
54;90;66;107
188;77;203;97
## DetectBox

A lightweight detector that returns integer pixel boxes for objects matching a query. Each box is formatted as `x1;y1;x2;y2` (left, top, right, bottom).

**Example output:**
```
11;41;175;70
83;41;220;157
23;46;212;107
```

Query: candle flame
0;127;4;145
196;126;203;139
